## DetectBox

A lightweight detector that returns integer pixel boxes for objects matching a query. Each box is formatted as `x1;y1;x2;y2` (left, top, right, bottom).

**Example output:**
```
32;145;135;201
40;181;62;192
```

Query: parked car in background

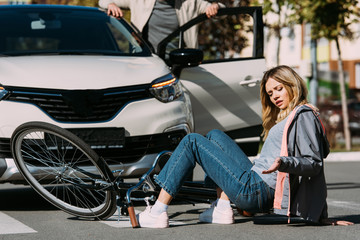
0;4;265;184
348;101;360;136
319;100;360;147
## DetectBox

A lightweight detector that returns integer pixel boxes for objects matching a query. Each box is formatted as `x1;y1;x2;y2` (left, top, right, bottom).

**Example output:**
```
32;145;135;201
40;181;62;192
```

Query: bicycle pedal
121;206;129;216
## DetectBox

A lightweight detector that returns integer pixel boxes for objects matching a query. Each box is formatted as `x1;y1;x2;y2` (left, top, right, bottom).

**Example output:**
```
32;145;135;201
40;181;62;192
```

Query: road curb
249;151;360;162
325;151;360;162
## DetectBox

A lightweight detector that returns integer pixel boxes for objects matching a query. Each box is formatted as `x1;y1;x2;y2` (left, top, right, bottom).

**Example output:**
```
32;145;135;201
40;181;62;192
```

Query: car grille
0;138;11;158
90;130;186;164
5;85;152;122
0;130;186;164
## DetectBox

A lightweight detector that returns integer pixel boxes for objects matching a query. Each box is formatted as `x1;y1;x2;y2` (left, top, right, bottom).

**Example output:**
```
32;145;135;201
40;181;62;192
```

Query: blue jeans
154;129;274;213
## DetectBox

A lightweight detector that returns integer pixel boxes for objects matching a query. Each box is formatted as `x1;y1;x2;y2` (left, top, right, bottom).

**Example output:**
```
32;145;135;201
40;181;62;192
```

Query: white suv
0;5;265;183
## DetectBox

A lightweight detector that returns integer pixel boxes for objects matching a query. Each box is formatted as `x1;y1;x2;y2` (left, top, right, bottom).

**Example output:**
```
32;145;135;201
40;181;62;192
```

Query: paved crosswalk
327;199;360;211
0;208;188;235
100;209;186;228
0;211;37;235
1;200;359;235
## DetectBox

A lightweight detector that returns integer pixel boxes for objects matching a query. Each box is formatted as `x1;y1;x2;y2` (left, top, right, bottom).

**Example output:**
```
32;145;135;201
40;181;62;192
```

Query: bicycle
10;121;176;228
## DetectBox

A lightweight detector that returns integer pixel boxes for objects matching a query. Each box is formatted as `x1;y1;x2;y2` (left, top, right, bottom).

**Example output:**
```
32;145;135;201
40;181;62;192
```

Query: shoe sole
199;216;233;224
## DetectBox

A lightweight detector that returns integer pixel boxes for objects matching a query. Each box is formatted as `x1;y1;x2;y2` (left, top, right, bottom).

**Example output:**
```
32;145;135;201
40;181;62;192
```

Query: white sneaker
137;206;169;228
199;203;234;224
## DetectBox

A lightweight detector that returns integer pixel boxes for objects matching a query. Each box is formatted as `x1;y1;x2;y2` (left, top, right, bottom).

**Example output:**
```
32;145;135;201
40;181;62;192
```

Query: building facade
265;10;360;102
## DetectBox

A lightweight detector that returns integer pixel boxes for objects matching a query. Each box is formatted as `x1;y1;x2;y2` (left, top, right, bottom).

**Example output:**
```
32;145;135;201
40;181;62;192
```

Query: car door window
158;7;262;62
198;14;254;61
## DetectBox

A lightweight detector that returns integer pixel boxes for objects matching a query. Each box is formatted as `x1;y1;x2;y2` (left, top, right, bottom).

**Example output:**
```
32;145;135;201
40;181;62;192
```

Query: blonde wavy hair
260;65;312;139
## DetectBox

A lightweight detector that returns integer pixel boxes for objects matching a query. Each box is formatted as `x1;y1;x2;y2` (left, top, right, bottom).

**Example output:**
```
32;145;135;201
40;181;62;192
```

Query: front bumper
0;153;159;183
0;124;190;183
0;91;193;183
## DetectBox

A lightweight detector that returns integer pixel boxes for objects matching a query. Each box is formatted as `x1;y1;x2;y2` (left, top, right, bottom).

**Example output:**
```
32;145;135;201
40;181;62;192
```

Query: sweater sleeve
196;1;226;14
98;0;131;9
192;0;211;14
278;111;324;177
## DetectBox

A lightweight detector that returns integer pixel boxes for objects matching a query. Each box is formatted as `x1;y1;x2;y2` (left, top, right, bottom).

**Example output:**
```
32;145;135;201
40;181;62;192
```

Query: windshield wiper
1;50;134;57
0;51;110;56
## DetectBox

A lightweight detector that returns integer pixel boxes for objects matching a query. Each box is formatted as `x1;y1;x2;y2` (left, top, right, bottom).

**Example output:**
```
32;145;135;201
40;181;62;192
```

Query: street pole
310;39;318;106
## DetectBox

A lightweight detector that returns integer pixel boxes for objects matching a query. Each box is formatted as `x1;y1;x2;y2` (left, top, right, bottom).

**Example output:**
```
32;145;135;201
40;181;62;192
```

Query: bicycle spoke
12;123;116;219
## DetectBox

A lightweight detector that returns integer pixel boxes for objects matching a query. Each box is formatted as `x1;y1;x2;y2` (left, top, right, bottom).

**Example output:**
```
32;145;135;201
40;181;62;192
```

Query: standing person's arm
194;0;223;17
98;0;131;18
205;2;220;18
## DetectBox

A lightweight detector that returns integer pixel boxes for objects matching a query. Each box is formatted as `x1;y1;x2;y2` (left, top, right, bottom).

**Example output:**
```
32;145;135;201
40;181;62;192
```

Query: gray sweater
251;116;289;189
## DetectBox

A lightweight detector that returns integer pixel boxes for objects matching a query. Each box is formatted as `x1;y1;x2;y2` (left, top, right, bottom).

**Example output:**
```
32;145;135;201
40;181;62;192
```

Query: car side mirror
169;48;203;67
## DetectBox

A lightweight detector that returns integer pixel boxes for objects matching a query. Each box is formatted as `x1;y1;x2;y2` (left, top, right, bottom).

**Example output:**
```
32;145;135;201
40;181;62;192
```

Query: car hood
0;55;170;89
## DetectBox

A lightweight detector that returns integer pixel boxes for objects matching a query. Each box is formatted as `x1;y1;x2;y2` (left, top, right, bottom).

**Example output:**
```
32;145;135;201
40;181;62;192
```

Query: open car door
158;7;265;156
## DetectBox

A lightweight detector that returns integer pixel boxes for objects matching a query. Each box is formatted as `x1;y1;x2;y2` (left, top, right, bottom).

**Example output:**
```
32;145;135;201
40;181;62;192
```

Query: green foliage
218;0;251;7
251;0;297;38
251;0;297;64
70;0;98;7
32;0;98;6
291;0;360;40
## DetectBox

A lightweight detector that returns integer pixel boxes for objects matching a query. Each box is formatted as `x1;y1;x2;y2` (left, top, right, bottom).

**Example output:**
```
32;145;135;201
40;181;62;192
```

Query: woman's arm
263;111;326;176
279;111;326;176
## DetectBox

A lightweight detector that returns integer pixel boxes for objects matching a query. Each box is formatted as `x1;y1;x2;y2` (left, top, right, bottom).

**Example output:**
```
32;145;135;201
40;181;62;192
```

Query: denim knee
205;129;223;139
185;132;203;141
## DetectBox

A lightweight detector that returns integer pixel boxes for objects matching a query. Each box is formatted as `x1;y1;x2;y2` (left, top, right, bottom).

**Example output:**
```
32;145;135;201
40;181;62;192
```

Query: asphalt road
0;161;359;240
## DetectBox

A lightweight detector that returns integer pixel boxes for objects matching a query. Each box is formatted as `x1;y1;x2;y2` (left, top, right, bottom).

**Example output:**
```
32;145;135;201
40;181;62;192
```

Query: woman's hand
262;157;282;174
107;3;123;18
321;218;354;226
205;3;219;18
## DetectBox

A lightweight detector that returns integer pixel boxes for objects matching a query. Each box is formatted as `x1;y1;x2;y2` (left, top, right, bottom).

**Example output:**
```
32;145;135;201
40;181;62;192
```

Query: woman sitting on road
136;65;354;228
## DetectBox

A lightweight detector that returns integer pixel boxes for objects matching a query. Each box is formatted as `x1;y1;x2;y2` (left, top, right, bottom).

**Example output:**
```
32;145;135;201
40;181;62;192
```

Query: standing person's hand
262;157;281;174
107;3;123;18
205;3;219;18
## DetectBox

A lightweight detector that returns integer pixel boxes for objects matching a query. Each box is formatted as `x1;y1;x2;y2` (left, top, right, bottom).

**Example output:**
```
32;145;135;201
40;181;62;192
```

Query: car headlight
150;73;183;103
0;86;8;100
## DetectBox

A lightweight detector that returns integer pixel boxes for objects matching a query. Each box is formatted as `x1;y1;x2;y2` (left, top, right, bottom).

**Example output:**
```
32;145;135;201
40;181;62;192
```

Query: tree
291;0;360;150
252;0;295;65
68;0;97;7
32;0;97;6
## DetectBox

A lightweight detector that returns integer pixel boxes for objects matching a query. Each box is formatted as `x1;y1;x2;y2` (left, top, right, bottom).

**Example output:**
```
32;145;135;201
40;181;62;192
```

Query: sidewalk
326;136;360;162
249;151;360;162
325;151;360;162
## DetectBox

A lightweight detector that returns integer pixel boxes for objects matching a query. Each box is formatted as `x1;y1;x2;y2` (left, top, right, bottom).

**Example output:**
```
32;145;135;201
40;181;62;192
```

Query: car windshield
0;6;151;56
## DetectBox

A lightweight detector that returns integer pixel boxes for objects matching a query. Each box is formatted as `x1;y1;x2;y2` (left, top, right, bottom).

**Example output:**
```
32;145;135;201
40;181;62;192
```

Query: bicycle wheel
11;122;117;220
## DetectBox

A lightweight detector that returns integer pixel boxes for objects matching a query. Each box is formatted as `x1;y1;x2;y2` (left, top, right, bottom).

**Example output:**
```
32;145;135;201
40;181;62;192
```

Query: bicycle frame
123;150;172;227
10;121;217;228
68;150;172;227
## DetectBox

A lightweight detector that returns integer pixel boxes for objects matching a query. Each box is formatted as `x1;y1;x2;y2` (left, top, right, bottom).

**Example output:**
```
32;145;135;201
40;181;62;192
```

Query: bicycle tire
11;122;117;220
